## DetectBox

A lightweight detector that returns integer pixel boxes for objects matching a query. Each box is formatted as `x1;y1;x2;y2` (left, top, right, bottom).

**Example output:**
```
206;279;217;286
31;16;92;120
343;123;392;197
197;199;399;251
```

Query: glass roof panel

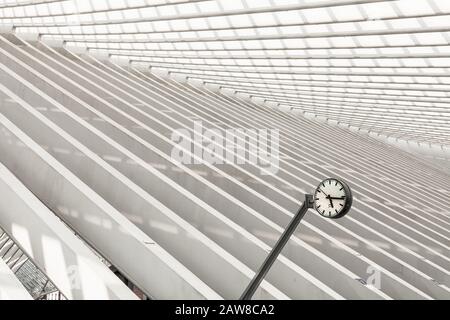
1;0;450;146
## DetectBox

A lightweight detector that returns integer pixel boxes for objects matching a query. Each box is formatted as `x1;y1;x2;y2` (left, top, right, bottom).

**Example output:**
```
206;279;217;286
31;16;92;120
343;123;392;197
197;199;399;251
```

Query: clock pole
240;194;314;300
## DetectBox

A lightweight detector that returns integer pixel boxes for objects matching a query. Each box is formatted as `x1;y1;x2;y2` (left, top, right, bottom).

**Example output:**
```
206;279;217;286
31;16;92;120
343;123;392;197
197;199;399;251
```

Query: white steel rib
0;0;449;300
0;161;139;300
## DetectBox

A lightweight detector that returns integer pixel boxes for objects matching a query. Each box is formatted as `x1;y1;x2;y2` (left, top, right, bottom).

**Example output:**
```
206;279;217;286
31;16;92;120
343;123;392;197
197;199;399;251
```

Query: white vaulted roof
0;1;449;300
1;0;450;146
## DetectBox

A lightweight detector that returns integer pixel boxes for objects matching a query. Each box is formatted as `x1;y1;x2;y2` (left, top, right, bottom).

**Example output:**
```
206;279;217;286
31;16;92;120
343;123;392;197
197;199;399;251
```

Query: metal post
240;194;314;300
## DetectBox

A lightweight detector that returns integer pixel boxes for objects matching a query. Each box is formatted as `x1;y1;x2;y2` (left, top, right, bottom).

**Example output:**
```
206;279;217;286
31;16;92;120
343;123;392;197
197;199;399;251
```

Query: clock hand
325;194;334;208
329;196;346;200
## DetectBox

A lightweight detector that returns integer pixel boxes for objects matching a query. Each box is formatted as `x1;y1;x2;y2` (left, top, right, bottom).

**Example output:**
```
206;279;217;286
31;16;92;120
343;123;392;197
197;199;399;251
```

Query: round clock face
313;178;352;219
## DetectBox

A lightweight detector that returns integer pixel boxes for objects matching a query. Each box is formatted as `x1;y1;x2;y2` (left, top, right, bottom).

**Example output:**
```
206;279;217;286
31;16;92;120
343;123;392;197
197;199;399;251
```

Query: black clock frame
314;177;353;219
